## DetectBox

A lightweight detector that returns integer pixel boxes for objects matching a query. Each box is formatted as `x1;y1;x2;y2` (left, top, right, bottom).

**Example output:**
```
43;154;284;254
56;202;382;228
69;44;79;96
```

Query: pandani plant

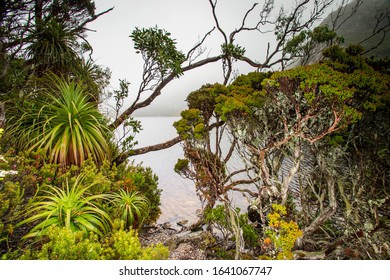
110;189;150;230
18;174;112;239
12;75;110;168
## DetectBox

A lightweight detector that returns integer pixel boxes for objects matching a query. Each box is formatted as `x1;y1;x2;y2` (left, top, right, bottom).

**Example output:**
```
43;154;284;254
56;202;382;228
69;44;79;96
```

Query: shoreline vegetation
1;0;389;260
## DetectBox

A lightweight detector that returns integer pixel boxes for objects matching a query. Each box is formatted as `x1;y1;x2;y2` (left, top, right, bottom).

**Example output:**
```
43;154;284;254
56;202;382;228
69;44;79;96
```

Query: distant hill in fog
322;0;390;58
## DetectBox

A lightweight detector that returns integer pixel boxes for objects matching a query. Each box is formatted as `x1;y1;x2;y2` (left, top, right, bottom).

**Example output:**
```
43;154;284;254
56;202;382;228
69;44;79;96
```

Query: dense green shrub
0;181;25;246
204;205;231;243
19;222;169;260
101;221;169;260
20;226;104;260
238;213;260;248
0;149;162;258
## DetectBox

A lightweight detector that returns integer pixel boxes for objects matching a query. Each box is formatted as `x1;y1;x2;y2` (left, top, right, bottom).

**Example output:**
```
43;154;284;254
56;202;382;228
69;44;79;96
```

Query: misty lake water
131;117;249;226
131;117;200;225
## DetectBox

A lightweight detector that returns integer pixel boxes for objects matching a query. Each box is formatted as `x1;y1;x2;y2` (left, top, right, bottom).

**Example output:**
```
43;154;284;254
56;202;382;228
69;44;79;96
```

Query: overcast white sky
86;0;343;116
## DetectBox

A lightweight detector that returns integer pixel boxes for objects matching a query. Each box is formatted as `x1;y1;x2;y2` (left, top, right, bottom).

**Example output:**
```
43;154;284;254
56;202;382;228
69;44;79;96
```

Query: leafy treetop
131;26;186;78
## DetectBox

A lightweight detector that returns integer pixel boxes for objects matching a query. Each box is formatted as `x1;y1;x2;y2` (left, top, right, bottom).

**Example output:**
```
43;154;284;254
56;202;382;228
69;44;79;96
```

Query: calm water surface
131;117;249;225
132;117;200;225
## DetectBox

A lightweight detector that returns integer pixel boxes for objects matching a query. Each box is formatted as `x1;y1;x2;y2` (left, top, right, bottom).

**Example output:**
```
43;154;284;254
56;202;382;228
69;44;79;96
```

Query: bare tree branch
74;6;114;33
186;27;216;63
113;120;225;166
112;136;181;166
360;8;390;55
109;55;224;130
330;0;363;31
208;0;228;44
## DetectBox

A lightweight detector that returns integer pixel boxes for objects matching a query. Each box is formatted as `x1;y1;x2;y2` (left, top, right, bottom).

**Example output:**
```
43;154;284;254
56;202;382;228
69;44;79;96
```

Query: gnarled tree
110;0;356;165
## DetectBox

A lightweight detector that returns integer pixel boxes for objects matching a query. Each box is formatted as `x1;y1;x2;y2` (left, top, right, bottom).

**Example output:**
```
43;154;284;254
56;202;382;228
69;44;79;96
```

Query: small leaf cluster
101;221;169;260
285;26;343;56
221;43;246;60
173;109;206;141
131;26;185;77
173;158;190;175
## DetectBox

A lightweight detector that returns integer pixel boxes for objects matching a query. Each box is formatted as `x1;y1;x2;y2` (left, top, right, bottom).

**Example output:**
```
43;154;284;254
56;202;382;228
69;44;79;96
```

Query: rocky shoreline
138;221;390;260
139;223;208;260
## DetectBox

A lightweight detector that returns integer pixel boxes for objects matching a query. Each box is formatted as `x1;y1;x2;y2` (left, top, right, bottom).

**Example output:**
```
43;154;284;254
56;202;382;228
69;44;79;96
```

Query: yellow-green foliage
264;204;302;260
20;222;169;260
0;151;161;240
21;226;103;260
102;221;169;260
0;181;24;243
173;109;206;140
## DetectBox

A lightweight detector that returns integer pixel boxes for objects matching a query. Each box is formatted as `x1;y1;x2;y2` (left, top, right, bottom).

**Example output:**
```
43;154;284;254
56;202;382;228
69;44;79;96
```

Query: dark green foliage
186;84;227;119
366;57;390;75
204;205;230;237
26;19;80;75
321;0;390;59
0;181;24;246
231;71;272;90
238;213;260;248
174;158;190;174
205;205;260;249
323;45;365;72
131;26;185;77
323;45;389;111
284;25;344;59
221;43;246;60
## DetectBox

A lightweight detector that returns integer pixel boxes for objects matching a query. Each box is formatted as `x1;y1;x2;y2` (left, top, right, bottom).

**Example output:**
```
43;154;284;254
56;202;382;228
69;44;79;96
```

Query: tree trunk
112;136;181;166
0;103;5;128
302;174;337;237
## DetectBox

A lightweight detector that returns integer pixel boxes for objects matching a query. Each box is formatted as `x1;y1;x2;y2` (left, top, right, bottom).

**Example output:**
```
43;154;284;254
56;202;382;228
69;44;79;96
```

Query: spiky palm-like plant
26;19;80;75
19;175;112;239
15;77;110;167
110;190;150;230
